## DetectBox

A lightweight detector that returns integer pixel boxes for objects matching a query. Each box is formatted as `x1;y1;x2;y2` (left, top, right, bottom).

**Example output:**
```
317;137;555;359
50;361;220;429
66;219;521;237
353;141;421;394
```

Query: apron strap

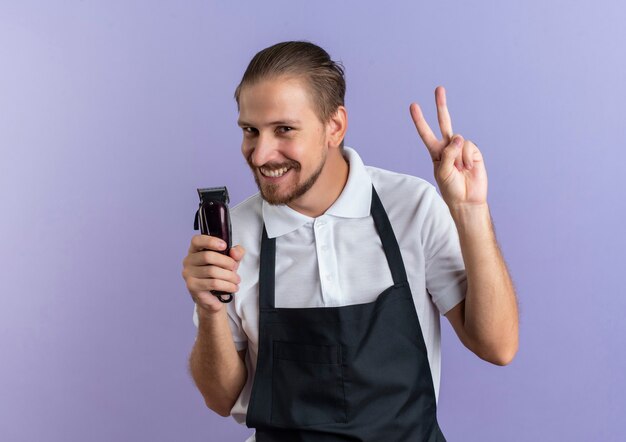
259;224;276;310
370;186;410;286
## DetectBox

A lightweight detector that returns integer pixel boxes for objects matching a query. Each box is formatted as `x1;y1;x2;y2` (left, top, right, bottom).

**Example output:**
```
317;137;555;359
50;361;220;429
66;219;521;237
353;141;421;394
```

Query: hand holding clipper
194;186;234;303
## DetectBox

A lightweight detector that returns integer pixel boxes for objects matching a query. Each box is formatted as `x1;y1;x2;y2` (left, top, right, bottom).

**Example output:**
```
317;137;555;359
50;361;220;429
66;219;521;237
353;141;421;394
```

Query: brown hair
234;41;346;126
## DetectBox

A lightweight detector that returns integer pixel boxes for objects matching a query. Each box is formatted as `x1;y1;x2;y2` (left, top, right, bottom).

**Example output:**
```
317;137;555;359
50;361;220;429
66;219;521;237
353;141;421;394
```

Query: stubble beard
249;149;327;205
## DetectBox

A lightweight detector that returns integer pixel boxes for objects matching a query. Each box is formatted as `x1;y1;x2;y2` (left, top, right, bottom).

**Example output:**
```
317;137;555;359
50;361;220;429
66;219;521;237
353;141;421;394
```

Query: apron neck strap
370;185;409;285
260;223;277;310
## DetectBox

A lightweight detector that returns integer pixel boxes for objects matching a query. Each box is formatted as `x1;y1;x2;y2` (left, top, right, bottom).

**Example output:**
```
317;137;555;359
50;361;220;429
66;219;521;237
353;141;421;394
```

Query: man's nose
250;132;277;166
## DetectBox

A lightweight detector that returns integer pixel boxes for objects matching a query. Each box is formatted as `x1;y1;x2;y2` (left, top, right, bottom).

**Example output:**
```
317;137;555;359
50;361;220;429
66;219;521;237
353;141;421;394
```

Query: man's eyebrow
237;119;301;127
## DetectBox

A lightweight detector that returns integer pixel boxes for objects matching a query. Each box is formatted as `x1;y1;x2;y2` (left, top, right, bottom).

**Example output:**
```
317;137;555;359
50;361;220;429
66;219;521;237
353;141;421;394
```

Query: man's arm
188;308;248;417
409;86;519;366
183;236;248;416
445;203;518;365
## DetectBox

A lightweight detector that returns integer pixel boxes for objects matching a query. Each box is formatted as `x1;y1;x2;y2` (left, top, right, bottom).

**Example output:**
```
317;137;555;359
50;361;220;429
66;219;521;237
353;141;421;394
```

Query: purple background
2;1;624;441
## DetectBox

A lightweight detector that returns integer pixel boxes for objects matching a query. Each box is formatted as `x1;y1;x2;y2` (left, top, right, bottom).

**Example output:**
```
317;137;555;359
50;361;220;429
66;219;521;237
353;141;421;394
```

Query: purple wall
2;1;625;441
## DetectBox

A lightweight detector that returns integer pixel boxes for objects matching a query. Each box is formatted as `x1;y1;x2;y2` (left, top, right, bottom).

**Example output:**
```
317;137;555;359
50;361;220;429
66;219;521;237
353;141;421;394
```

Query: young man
182;41;519;441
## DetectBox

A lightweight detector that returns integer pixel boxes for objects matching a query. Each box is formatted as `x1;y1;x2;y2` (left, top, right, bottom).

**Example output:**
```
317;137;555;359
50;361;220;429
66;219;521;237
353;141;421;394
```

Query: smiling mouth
259;166;292;178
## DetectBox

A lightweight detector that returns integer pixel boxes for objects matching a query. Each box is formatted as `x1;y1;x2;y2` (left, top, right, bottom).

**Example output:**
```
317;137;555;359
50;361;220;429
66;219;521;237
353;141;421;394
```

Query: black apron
246;185;446;441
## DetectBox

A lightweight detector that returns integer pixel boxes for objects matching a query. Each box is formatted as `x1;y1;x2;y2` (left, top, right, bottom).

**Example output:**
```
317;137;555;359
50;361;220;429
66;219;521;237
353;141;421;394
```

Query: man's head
235;41;348;210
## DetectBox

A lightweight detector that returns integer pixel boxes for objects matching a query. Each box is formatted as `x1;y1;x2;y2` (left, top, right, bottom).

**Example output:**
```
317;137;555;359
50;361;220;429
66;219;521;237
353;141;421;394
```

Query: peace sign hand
409;86;488;209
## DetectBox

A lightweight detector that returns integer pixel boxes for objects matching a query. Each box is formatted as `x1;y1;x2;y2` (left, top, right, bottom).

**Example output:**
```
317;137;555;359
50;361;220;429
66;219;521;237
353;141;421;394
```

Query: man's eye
277;126;293;134
243;127;257;135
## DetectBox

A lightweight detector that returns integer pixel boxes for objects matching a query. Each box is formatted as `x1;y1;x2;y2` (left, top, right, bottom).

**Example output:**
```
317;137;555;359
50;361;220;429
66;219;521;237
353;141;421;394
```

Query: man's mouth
259;166;292;178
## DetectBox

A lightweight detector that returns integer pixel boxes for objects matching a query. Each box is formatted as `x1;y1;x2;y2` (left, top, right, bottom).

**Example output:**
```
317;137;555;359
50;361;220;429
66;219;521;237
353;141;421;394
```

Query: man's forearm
189;308;247;417
449;203;519;363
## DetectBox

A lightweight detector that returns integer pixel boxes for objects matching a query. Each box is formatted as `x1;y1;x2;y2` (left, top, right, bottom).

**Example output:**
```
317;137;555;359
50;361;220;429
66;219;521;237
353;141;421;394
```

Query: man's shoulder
231;192;263;218
230;192;263;245
362;163;450;246
364;164;437;203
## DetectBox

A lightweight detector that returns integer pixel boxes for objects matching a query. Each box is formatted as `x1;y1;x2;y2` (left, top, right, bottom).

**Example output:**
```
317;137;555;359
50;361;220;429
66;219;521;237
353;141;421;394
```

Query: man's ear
326;106;348;149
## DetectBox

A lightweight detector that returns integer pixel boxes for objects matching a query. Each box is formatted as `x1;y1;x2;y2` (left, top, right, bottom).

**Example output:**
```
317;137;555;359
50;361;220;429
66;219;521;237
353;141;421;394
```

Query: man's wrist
197;304;228;331
448;202;493;238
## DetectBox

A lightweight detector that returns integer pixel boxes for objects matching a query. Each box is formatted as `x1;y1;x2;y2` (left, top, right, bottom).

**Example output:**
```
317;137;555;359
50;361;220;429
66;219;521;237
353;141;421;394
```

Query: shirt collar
262;146;373;238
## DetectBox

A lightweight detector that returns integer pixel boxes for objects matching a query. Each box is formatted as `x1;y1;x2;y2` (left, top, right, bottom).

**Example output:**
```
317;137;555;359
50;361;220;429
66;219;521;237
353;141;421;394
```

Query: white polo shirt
193;146;467;428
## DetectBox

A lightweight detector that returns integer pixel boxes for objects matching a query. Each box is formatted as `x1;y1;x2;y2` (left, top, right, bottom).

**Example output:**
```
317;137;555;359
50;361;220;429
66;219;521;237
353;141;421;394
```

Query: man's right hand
182;234;245;315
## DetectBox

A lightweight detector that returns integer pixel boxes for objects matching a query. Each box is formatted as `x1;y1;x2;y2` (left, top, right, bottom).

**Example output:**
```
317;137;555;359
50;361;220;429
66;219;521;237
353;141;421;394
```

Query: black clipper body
194;186;233;303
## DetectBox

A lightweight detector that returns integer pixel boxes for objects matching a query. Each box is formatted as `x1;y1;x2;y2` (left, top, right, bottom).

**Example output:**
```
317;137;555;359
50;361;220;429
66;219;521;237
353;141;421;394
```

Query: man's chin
259;189;294;205
254;164;320;206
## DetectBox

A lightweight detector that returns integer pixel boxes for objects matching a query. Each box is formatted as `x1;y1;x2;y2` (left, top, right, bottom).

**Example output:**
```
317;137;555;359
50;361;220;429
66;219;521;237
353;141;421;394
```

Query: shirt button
318;221;326;227
321;245;328;252
326;274;333;281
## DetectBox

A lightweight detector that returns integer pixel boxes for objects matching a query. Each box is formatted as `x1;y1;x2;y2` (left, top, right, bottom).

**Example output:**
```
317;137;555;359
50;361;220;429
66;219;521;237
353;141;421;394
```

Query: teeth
260;166;290;177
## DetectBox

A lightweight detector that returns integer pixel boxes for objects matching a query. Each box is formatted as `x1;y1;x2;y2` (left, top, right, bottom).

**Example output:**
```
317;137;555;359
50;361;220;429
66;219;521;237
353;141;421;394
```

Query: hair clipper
194;186;234;303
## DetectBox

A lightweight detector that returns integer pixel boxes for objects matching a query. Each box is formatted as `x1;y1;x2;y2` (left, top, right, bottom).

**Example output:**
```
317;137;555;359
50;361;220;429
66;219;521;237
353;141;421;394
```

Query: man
182;41;519;441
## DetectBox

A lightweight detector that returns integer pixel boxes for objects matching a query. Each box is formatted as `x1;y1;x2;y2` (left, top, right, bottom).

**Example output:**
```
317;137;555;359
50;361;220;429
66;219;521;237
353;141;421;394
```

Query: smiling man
238;76;346;214
182;41;519;442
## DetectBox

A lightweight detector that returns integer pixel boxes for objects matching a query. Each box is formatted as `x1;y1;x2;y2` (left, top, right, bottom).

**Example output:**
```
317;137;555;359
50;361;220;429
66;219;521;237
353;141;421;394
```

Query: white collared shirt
193;146;467;428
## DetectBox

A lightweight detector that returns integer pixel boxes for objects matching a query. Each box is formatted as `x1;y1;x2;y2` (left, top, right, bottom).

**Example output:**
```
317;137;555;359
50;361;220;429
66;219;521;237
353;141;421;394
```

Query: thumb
438;135;464;179
230;245;246;262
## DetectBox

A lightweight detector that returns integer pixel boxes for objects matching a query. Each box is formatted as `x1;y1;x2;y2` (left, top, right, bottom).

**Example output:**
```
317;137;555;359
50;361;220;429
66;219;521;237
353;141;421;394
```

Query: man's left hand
409;86;488;208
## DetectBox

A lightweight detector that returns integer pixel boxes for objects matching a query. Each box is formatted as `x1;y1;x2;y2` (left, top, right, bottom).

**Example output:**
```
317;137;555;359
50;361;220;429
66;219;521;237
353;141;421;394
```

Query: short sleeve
421;185;467;315
192;303;248;351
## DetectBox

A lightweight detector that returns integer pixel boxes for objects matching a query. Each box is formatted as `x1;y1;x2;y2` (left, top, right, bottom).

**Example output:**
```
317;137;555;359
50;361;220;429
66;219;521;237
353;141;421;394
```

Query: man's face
237;76;329;206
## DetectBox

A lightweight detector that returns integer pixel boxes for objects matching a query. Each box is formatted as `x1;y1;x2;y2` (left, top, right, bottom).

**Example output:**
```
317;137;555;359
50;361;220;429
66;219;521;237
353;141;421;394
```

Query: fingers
440;136;483;175
229;245;246;263
182;252;242;307
439;135;464;181
183;237;247;313
462;140;474;170
185;249;238;269
189;277;240;296
410;86;454;157
409;102;439;153
435;86;453;142
185;262;241;285
188;234;227;254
